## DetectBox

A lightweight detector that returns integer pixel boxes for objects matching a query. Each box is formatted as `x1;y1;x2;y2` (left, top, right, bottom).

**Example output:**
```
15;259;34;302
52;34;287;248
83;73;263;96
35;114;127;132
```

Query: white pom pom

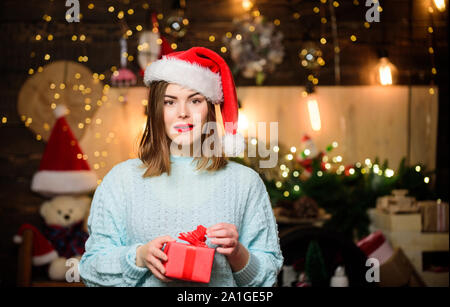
222;133;245;157
54;105;68;118
13;235;23;244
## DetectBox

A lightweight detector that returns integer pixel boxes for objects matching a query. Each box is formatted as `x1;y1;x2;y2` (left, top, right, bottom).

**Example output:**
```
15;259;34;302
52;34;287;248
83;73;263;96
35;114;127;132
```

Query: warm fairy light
251;138;258;146
226;32;232;38
350;35;357;42
209;35;215;42
365;158;372;166
293;171;299;177
373;164;380;174
282;172;288;178
117;11;124;19
317;171;323;177
221;46;227;53
294;185;300;191
136;25;143;31
304;149;311;156
237;111;248;132
236;34;242;40
128;9;134;15
274;19;281;26
287;154;293;160
415;165;421;172
108;6;114;12
280;164;286;170
433;0;446;11
290;146;297;153
424;177;430;183
283;191;290;197
276;181;282;188
242;0;254;11
385;169;394;177
273;146;279;152
2;117;7;124
307;97;321;131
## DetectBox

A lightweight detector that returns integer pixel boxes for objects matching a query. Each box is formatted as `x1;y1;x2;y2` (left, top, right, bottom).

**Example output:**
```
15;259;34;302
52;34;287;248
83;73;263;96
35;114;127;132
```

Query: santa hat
143;47;245;157
31;105;98;195
357;230;394;265
13;224;58;266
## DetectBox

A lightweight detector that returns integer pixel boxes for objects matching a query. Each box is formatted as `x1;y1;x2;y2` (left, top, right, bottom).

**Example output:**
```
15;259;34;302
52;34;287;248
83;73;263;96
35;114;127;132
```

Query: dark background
0;0;448;286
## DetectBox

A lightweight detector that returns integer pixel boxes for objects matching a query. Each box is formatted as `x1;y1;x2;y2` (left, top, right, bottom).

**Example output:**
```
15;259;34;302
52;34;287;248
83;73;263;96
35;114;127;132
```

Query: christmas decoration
357;230;394;265
163;225;215;283
164;0;189;39
305;240;328;287
137;12;174;77
30;105;98;196
418;200;449;232
230;135;436;241
13;224;58;266
111;37;137;88
376;189;419;214
17;60;103;142
223;12;284;85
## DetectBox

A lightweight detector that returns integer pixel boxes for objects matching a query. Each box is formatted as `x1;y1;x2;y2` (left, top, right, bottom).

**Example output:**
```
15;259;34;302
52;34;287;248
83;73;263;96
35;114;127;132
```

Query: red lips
174;124;193;132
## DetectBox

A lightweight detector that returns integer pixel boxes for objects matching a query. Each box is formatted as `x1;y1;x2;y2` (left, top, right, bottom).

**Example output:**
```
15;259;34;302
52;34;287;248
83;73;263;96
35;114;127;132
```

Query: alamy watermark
168;114;279;168
365;0;381;23
365;258;380;283
65;0;80;23
65;258;81;282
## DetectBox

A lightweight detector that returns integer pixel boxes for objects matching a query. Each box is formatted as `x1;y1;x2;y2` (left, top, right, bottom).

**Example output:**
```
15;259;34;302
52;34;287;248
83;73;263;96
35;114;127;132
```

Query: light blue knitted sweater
78;155;284;287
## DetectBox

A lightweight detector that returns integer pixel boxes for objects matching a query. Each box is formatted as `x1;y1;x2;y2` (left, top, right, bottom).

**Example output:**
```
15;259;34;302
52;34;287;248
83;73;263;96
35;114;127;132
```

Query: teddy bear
40;195;91;281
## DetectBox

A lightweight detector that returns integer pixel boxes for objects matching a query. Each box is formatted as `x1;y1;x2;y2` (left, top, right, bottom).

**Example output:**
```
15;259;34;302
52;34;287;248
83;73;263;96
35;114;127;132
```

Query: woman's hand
206;223;240;257
206;223;249;272
136;235;176;282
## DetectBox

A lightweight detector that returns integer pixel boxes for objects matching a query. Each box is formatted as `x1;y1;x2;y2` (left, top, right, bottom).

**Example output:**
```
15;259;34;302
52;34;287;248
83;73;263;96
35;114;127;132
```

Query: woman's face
163;83;209;149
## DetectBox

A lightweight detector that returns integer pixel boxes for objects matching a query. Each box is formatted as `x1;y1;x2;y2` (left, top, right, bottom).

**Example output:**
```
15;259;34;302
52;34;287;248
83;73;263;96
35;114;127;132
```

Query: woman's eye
191;99;203;104
164;100;174;105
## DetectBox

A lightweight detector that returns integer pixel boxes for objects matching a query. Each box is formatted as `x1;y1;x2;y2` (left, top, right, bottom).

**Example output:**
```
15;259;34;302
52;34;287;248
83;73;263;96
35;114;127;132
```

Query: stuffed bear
40;195;91;281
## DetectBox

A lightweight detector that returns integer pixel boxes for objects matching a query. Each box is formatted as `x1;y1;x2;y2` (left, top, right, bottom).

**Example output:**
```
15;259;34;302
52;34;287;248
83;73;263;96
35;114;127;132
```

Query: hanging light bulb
374;50;398;86
433;0;446;12
304;88;321;132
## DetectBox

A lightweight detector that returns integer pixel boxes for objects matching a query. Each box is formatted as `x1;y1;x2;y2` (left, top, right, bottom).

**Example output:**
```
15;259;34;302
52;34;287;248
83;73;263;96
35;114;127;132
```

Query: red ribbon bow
178;225;208;247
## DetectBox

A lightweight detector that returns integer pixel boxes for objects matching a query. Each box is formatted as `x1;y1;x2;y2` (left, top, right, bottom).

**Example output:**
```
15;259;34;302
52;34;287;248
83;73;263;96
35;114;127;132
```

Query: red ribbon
178;225;208;247
178;225;208;280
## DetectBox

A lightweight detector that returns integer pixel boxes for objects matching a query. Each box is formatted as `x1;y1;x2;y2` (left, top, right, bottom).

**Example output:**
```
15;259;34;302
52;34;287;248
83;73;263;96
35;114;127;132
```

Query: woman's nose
177;102;189;118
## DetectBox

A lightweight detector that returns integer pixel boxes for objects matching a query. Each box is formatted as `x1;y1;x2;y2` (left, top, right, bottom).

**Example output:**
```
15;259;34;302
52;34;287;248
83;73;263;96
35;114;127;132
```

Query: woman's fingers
147;263;173;282
210;237;236;247
207;229;232;238
151;246;168;262
147;254;167;275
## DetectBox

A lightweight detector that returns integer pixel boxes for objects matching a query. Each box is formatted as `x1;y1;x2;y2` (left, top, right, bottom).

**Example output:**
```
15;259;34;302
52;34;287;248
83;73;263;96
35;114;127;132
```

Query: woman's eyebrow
165;92;201;99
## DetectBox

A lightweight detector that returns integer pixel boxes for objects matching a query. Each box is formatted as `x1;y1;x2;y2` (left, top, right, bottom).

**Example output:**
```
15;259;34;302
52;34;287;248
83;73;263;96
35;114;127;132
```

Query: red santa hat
357;230;394;265
13;224;58;266
30;105;98;195
143;47;245;157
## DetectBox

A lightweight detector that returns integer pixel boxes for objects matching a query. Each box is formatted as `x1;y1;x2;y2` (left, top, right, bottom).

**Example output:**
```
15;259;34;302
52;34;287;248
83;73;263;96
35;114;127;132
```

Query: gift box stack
368;190;449;287
163;225;215;284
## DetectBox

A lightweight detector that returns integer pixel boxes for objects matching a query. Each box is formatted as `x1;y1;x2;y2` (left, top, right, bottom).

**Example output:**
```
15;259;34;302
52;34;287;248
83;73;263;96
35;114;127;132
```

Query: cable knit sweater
78;155;284;287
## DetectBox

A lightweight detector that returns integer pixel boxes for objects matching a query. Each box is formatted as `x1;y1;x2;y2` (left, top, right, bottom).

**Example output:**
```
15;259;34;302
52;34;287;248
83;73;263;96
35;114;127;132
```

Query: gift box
418;200;449;232
163;225;215;283
376;189;418;214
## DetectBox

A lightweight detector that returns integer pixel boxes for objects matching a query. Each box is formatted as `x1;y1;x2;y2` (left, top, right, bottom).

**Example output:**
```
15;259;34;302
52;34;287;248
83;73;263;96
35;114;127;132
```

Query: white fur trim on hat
31;170;98;195
144;57;223;103
54;104;68;118
33;250;59;266
222;133;245;157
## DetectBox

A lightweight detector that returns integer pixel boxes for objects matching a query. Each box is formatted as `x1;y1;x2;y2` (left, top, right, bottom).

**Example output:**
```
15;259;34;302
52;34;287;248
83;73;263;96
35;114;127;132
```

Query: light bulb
307;96;321;131
374;57;398;86
433;0;446;12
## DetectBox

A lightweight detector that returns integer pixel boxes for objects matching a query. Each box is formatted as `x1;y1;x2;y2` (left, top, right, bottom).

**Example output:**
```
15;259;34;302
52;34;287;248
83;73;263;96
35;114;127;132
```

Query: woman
78;47;283;287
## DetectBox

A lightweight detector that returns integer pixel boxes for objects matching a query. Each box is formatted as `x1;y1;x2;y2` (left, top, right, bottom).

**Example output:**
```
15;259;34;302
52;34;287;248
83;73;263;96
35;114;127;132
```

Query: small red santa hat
143;47;245;157
30;105;98;195
13;224;58;266
357;230;394;265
